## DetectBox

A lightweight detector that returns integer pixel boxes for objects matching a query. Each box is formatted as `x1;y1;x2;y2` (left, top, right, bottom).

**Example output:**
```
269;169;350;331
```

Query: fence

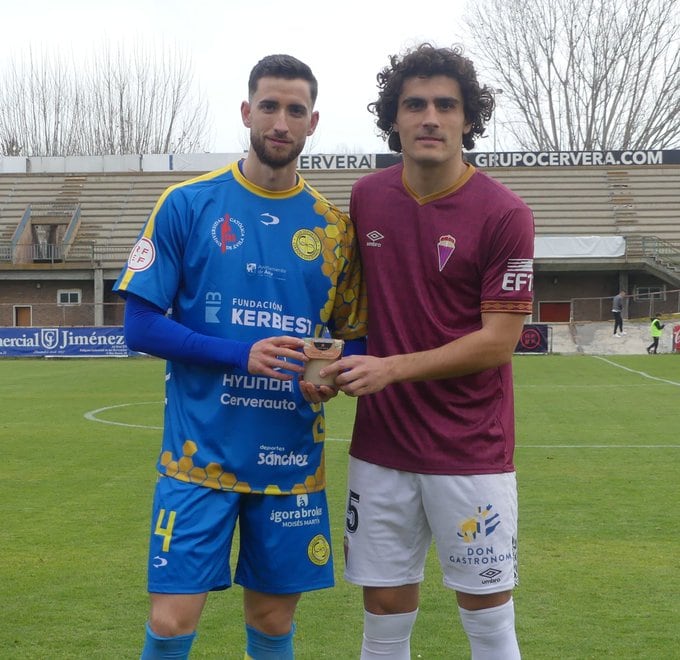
0;302;125;328
571;288;680;323
0;242;132;267
2;290;680;330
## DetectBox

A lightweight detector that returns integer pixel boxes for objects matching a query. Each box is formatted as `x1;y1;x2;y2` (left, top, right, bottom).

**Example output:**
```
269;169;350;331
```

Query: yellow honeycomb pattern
311;196;368;340
157;194;365;497
159;439;327;495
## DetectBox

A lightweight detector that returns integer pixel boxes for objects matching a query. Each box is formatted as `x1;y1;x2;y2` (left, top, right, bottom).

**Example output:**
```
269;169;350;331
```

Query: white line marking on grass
518;444;680;448
518;384;662;388
84;403;356;436
592;356;680;387
324;439;680;448
84;401;163;430
327;437;680;448
85;404;680;448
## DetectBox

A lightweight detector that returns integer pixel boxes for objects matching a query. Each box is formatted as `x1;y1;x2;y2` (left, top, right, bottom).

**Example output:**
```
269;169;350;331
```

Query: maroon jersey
349;163;534;474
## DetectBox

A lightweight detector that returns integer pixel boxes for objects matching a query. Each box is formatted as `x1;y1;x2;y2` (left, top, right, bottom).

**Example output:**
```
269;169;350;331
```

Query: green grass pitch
1;354;679;658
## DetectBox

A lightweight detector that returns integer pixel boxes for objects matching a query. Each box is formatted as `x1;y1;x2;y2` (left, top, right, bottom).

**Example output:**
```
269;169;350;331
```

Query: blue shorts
147;475;334;595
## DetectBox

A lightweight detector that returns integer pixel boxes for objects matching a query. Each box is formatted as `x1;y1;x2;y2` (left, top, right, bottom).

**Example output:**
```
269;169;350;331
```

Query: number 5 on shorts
346;490;360;533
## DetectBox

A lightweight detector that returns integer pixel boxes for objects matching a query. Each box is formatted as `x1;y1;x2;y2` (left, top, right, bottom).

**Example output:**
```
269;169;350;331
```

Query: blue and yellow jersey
114;161;367;494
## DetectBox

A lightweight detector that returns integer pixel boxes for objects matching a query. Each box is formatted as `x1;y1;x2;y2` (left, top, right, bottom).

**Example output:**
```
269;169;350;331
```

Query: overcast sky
0;0;479;154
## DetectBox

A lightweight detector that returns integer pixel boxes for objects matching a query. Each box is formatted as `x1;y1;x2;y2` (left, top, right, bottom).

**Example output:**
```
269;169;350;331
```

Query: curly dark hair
369;43;494;152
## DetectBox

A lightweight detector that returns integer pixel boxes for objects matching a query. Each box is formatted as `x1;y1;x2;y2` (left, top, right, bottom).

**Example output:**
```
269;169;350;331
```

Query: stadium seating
0;159;679;271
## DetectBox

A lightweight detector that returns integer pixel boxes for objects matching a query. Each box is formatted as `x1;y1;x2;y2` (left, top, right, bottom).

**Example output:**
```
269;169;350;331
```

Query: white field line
84;401;163;430
592;355;680;387
517;356;680;446
84;400;680;447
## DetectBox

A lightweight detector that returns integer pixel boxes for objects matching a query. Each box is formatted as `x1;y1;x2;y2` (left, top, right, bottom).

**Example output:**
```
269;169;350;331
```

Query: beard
250;132;305;169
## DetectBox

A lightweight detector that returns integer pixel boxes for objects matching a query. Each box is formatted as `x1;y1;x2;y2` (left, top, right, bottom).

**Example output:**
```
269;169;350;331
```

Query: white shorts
343;457;518;595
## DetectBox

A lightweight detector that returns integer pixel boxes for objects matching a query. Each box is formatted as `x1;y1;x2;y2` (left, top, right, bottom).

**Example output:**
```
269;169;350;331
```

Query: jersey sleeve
113;186;189;311
327;211;368;341
480;203;535;315
124;293;251;369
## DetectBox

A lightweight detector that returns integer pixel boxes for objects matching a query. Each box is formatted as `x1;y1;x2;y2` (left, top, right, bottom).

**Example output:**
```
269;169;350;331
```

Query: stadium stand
0;172;191;267
1;151;680;328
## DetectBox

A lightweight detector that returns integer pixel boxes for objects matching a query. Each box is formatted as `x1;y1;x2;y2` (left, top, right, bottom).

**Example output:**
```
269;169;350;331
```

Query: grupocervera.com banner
0;326;134;357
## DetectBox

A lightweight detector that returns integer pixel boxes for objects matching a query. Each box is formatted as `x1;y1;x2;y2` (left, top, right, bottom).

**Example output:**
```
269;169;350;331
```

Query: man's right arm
323;312;528;397
124;293;306;379
124;293;252;369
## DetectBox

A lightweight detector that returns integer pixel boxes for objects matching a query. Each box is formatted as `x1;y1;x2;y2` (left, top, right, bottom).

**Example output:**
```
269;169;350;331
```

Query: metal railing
624;235;680;271
0;241;132;265
571;287;680;322
2;234;680;273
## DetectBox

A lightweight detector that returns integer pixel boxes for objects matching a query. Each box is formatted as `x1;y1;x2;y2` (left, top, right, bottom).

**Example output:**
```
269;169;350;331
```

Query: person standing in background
114;53;366;660
322;43;534;659
612;289;626;336
646;316;665;354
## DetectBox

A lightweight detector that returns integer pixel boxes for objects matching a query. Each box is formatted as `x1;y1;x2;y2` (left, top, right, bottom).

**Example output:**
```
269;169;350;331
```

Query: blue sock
245;623;295;659
141;622;196;659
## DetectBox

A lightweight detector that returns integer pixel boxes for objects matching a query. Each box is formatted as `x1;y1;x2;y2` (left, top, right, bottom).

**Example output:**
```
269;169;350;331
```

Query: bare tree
465;0;680;151
0;43;210;156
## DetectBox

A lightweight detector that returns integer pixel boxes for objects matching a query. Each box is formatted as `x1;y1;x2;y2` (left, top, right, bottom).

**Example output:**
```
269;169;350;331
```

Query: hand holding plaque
302;338;344;386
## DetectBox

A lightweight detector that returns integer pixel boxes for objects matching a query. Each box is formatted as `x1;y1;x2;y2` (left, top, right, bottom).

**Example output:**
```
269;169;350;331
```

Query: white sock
459;599;521;660
360;609;418;659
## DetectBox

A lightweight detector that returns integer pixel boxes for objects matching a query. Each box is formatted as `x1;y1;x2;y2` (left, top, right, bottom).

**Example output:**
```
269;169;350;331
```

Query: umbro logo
479;567;502;584
366;230;384;247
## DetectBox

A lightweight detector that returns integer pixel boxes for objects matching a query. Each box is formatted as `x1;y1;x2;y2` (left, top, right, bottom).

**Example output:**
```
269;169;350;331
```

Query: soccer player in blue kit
114;54;367;659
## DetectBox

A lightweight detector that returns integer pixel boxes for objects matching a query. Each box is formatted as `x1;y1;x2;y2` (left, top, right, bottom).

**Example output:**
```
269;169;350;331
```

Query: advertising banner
515;324;549;354
673;325;680;353
0;326;133;357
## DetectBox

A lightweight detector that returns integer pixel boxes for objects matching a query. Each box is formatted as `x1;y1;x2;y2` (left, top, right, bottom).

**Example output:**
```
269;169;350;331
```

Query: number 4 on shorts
154;508;176;552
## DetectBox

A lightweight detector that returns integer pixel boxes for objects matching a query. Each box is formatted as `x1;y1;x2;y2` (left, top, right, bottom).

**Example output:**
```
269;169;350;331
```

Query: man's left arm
325;312;528;397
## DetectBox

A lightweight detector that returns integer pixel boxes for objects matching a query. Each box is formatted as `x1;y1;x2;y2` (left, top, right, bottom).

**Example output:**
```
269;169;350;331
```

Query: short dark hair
248;54;318;105
369;43;494;152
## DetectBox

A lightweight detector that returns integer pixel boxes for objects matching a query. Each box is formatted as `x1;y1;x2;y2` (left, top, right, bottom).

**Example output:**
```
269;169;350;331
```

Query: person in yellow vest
646;316;665;354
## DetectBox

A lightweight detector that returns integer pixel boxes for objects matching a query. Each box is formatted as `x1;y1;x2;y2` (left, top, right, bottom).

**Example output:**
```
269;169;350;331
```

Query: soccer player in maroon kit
321;44;534;658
